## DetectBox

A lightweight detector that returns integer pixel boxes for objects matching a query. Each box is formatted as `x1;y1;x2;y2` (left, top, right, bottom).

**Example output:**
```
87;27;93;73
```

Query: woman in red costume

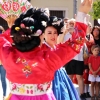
41;16;80;100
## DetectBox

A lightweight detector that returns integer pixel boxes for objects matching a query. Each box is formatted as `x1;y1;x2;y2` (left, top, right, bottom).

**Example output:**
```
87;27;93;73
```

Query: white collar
43;41;56;49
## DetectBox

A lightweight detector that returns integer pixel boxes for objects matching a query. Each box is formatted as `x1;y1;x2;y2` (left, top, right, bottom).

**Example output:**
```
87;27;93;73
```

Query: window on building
94;19;100;26
50;10;65;18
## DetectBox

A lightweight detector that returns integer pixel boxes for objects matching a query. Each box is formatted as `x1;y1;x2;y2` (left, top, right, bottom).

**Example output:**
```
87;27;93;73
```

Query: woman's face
93;28;100;37
44;26;58;47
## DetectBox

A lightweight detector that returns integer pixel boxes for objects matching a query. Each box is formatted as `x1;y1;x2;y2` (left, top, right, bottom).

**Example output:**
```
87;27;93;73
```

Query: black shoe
83;93;87;98
80;93;86;100
86;92;91;98
84;93;87;98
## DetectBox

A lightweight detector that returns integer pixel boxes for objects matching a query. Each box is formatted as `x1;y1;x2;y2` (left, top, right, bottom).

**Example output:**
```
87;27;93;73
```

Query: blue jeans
0;65;7;96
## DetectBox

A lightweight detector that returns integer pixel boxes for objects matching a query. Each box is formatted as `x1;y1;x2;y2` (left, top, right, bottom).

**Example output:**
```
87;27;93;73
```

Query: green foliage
90;0;100;19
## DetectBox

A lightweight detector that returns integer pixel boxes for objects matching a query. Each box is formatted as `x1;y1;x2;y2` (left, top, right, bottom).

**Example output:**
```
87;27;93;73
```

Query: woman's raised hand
79;0;93;14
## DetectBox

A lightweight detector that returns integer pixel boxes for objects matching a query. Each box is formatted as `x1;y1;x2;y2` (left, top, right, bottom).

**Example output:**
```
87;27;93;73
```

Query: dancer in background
42;16;79;100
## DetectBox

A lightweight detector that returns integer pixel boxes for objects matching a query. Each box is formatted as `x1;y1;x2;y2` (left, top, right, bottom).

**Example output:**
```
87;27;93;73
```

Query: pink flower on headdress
33;29;42;36
36;29;42;35
20;23;26;28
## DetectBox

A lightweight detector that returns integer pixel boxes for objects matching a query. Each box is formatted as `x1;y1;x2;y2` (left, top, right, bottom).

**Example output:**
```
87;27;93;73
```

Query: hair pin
26;27;29;29
28;35;31;38
41;21;47;27
31;29;42;36
52;21;60;26
15;27;20;31
21;35;27;37
20;23;26;28
53;17;58;22
36;29;42;35
30;26;34;30
21;35;25;37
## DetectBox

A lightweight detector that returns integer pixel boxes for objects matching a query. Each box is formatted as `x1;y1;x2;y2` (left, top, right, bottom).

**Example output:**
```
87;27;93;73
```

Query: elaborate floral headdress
0;0;32;27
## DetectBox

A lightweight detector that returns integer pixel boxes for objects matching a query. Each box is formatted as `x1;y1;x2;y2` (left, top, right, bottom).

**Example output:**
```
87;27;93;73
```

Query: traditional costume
42;16;79;100
43;41;79;100
0;5;87;100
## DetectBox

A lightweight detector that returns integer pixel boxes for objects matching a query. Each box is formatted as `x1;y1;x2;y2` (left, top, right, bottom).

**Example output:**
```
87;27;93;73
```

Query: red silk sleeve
2;28;13;43
42;22;87;71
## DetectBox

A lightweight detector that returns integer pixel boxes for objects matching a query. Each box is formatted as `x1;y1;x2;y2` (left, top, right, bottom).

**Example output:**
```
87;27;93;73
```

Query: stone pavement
0;79;91;100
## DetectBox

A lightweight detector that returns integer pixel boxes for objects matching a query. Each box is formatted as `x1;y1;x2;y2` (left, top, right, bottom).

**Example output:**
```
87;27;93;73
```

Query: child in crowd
83;22;94;98
88;45;100;100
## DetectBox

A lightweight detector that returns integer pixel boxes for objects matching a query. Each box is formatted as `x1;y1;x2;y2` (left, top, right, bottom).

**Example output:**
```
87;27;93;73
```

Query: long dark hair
91;26;100;39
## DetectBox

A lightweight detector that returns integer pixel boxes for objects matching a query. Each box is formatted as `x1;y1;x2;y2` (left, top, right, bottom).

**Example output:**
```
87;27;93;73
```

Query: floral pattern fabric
10;81;52;96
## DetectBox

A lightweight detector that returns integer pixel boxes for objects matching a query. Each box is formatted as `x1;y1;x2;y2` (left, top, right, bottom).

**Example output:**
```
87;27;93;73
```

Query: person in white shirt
60;15;90;100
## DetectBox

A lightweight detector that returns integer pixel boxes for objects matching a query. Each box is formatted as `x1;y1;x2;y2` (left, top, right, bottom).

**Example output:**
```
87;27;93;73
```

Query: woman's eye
54;32;57;34
48;32;51;34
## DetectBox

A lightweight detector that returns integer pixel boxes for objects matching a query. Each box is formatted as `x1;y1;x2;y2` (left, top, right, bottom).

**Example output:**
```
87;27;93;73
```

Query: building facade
31;0;81;19
0;0;95;30
30;0;94;26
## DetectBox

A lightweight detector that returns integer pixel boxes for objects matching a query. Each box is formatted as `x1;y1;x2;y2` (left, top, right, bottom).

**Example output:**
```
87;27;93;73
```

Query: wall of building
31;0;74;18
0;0;94;30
